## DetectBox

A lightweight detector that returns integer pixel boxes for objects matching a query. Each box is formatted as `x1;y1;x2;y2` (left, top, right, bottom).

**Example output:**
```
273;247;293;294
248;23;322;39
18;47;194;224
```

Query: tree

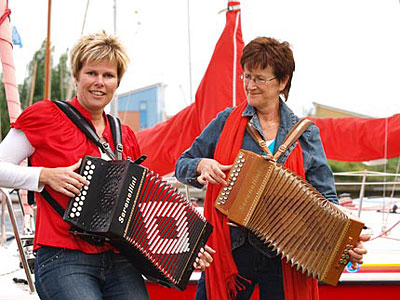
0;76;9;140
1;39;72;139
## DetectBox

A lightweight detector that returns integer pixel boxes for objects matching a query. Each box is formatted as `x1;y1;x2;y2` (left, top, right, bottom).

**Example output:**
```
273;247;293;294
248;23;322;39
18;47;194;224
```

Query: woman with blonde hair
0;31;213;300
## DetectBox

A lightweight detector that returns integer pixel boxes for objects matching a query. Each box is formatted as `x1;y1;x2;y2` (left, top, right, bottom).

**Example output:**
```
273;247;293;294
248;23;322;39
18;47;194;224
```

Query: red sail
308;115;400;162
136;2;246;176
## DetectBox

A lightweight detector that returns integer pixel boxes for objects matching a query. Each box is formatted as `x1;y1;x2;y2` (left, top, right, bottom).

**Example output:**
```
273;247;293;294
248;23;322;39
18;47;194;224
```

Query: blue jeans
34;246;149;300
194;240;285;300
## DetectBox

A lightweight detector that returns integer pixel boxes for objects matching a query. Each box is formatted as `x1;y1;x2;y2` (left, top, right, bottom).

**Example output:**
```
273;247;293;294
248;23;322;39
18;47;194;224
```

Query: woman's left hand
349;234;370;269
193;245;216;271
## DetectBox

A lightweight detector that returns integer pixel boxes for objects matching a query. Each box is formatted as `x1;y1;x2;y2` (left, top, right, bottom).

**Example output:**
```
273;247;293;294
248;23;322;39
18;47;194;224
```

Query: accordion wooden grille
215;150;364;285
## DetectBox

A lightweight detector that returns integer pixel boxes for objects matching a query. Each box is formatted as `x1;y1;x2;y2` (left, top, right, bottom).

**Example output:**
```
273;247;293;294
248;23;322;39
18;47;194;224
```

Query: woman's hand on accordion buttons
196;158;232;186
193;245;216;271
39;159;89;197
349;234;370;269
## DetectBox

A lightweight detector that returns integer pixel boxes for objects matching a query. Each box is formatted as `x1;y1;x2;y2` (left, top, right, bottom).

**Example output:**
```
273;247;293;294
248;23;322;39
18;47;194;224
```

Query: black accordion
63;156;213;290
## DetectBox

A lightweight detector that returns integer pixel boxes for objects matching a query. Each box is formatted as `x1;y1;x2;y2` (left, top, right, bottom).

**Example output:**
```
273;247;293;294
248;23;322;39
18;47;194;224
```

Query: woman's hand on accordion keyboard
193;245;216;271
39;159;89;197
349;234;370;269
196;158;232;186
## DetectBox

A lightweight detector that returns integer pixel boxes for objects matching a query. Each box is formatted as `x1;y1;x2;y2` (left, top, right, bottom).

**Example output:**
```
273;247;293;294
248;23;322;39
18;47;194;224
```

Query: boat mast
44;0;52;100
186;0;193;103
110;0;118;116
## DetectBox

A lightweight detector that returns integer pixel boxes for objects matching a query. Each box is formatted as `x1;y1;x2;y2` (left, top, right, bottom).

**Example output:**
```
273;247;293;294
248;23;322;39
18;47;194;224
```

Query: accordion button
89;170;94;175
230;182;234;186
226;190;230;194
223;187;228;191
91;165;95;169
221;192;226;196
70;213;75;218
75;197;80;201
81;196;85;200
85;166;90;171
84;171;88;176
232;177;237;181
84;186;89;190
72;207;76;212
73;202;78;207
76;212;80;217
87;160;92;165
77;207;82;211
79;201;83;205
228;186;232;190
87;175;92;180
237;168;241;172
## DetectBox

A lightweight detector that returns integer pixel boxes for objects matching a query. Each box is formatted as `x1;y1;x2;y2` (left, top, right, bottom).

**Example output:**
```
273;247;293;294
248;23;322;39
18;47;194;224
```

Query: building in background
310;102;369;118
117;83;166;132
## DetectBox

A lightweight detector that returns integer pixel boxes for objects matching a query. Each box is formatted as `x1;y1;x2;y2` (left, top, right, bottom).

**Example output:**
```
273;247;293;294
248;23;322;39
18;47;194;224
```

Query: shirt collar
242;104;257;117
241;97;297;130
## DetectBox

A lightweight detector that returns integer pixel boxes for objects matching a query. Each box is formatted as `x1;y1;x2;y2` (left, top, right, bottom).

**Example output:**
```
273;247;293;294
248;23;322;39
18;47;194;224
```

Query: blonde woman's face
75;59;118;116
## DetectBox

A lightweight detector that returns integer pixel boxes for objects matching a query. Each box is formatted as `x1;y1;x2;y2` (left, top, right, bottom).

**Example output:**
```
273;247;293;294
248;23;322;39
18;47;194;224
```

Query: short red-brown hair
240;37;295;100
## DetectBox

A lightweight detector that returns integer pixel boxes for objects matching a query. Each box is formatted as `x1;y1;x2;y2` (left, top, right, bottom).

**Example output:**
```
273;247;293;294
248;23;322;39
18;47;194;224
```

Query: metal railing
0;188;35;293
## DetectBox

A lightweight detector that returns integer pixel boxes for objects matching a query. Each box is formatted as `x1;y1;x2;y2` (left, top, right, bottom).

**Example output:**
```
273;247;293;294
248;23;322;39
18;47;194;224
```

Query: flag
12;26;22;48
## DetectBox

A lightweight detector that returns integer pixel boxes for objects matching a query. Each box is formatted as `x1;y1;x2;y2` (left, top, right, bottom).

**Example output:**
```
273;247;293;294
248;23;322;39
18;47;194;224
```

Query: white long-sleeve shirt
0;128;43;191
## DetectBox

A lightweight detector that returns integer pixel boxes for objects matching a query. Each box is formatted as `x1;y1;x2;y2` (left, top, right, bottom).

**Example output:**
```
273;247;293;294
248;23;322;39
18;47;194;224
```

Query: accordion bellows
215;150;364;286
64;156;212;290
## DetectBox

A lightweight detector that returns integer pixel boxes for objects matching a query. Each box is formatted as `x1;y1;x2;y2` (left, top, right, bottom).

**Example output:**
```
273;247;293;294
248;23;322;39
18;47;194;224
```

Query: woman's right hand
196;158;232;186
39;159;88;197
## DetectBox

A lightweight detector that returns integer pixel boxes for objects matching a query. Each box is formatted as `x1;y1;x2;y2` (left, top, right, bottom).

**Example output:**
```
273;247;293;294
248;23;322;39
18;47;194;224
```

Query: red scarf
204;102;319;300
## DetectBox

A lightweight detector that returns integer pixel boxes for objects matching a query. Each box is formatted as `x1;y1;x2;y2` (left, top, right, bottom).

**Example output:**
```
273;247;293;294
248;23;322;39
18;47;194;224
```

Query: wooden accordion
215;149;364;286
64;156;213;290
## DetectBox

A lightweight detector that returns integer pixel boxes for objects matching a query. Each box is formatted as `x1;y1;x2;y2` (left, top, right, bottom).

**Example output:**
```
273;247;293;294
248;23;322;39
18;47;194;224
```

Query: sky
6;0;400;118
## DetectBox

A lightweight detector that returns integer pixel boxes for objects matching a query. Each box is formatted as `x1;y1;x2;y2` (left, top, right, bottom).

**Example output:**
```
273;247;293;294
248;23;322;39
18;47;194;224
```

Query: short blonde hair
70;31;130;85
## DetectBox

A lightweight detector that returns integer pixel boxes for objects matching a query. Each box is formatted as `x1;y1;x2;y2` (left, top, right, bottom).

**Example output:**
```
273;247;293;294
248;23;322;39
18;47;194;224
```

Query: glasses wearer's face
239;73;276;86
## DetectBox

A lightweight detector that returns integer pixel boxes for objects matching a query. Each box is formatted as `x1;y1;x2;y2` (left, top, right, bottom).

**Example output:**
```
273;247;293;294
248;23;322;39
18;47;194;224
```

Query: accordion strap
53;100;121;160
246;118;314;160
107;114;123;160
246;123;274;158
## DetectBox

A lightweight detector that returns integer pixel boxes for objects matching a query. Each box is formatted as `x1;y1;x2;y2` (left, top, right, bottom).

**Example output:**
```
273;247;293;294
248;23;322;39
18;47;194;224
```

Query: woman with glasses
175;36;368;300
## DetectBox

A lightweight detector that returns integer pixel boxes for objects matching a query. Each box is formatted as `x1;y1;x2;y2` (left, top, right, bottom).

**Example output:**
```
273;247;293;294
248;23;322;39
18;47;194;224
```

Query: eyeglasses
239;73;276;85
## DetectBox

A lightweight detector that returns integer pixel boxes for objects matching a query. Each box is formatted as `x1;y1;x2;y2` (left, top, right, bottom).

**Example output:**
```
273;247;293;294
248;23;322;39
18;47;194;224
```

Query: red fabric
204;102;248;300
307;115;400;162
11;97;141;252
137;2;246;176
205;103;319;299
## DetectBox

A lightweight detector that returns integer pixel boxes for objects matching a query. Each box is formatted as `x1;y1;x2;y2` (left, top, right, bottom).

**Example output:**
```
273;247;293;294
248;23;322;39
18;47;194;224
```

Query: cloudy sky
7;0;400;117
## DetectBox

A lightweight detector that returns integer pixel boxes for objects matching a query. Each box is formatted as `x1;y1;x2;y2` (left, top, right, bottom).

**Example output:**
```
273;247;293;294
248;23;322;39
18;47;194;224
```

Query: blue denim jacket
175;100;338;257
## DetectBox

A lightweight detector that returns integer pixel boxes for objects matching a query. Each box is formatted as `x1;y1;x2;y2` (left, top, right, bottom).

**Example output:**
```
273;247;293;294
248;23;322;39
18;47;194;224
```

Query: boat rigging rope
0;8;10;26
369;218;400;242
